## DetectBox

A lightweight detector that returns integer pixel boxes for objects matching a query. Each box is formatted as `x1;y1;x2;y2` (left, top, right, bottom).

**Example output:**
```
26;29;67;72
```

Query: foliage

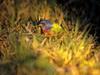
0;0;100;75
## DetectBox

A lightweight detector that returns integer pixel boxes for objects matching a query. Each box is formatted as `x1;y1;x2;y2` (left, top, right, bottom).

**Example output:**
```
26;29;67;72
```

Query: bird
37;20;53;36
31;19;62;36
38;20;52;30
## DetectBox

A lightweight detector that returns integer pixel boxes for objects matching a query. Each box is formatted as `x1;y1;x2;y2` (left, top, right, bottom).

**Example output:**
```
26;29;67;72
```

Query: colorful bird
38;20;53;36
38;20;52;30
31;20;62;36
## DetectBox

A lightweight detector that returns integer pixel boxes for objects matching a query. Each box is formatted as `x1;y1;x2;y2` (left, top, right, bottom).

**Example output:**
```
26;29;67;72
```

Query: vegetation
0;0;100;75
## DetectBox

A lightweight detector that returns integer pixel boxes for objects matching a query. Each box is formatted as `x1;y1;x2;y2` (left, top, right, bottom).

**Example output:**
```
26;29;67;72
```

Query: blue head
38;20;53;30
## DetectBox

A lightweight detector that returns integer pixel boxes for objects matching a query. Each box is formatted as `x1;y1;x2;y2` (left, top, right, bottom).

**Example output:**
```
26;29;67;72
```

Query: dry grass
0;0;100;75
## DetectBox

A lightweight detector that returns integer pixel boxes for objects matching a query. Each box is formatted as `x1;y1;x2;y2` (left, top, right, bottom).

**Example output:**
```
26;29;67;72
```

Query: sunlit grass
0;0;100;75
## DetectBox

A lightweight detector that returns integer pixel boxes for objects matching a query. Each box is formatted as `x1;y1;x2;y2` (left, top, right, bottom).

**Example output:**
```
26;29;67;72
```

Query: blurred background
57;0;100;43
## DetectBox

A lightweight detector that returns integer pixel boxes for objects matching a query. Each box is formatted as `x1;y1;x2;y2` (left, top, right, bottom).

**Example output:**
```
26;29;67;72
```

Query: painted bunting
33;20;62;36
38;20;53;36
38;20;52;30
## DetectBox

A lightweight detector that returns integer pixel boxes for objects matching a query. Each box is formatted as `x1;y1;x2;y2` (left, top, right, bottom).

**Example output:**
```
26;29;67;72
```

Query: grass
0;0;100;75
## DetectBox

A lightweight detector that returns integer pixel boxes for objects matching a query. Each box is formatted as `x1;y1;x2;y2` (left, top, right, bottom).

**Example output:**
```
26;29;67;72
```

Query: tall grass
0;0;100;75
